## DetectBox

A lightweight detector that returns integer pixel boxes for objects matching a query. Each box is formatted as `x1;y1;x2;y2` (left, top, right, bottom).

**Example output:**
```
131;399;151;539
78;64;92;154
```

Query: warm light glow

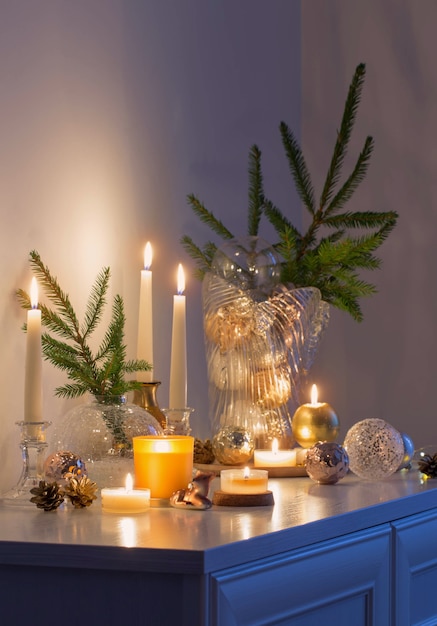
243;466;250;479
310;384;318;405
177;263;185;295
272;438;279;454
125;473;133;492
30;277;38;309
153;439;172;453
119;518;136;547
144;242;153;270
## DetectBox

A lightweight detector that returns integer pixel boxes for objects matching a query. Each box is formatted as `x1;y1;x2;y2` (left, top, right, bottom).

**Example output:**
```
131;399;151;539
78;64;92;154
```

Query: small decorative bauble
254;366;292;409
305;442;349;484
44;450;87;483
210;236;282;297
204;297;257;352
212;427;254;465
398;432;415;470
343;418;404;480
292;387;339;448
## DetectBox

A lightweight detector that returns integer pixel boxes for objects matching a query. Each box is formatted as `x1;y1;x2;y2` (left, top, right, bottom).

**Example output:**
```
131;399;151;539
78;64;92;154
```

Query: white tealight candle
169;264;187;409
101;473;151;514
137;242;154;382
254;438;296;468
220;467;268;494
24;278;43;423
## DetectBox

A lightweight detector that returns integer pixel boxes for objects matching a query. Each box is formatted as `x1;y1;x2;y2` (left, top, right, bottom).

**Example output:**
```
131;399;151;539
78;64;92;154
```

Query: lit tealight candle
254;438;296;468
133;435;194;499
220;467;268;495
101;473;151;514
292;384;339;448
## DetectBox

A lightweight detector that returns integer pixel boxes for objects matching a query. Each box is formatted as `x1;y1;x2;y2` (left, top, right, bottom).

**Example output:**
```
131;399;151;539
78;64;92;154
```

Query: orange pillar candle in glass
133;435;194;498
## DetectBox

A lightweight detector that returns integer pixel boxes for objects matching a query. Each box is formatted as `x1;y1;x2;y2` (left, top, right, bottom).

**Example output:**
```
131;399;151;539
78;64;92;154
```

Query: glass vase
51;395;163;487
203;237;329;462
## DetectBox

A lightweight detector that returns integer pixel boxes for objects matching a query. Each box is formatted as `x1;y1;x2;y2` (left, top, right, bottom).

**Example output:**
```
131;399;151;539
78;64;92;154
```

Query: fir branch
263;199;301;241
81;267;110;340
324;135;374;216
187;194;234;240
17;252;151;398
180;235;216;279
248;145;264;236
182;63;399;321
319;63;367;209
324;210;397;230
279;121;316;215
28;250;80;335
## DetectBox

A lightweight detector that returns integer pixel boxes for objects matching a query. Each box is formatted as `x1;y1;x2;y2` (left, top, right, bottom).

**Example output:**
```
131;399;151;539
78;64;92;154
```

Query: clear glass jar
50;395;163;487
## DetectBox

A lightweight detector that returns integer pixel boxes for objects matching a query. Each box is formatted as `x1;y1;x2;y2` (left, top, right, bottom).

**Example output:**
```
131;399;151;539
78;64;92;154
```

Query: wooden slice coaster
212;490;274;507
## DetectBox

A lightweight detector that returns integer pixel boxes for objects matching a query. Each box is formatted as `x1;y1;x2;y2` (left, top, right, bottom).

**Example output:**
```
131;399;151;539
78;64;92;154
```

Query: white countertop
0;471;436;574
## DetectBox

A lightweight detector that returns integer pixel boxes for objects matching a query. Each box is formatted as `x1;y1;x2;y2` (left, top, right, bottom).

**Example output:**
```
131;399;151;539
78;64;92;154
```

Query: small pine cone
64;476;98;509
30;480;64;511
418;453;437;478
194;438;215;464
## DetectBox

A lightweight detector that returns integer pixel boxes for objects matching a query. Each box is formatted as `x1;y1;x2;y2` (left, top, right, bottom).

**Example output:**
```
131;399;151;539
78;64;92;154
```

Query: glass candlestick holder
132;381;167;430
162;408;194;436
1;421;51;506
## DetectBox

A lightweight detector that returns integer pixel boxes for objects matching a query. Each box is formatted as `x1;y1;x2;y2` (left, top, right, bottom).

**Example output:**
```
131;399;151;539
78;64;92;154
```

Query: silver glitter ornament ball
344;418;404;480
44;450;87;483
212;426;254;465
305;442;349;484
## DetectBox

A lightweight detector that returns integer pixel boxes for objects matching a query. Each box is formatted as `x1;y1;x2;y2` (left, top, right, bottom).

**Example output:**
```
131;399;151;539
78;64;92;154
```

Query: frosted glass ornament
343;418;404;480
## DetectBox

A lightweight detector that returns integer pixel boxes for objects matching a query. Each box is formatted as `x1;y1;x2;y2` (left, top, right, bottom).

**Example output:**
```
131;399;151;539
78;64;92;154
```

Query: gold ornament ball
212;427;254;465
292;402;340;448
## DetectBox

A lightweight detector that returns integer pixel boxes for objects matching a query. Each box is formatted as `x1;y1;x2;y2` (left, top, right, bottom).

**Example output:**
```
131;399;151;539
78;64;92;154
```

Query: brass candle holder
132;381;167;430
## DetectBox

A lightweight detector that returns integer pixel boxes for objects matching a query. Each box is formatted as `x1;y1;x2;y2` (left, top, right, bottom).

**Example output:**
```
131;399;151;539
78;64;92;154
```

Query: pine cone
194;438;215;464
63;476;98;508
418;453;437;478
30;480;64;511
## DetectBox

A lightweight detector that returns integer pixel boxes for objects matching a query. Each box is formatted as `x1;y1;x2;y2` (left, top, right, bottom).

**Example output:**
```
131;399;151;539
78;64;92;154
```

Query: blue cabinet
393;509;437;626
211;526;391;626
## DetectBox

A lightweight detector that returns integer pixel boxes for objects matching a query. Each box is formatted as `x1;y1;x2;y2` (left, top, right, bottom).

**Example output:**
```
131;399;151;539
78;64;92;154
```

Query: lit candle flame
177;263;185;295
243;466;250;479
310;383;318;405
272;438;278;454
125;473;133;492
154;439;171;453
144;242;153;270
30;277;38;309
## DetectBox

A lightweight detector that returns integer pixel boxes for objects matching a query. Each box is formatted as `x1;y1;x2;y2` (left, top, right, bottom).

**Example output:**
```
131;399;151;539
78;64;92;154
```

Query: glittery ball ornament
343;418;404;480
305;442;349;484
212;426;254;465
44;450;87;483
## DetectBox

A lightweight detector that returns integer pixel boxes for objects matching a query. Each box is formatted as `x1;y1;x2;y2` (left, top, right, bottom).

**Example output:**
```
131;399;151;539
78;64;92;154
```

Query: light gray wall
0;1;300;490
302;0;437;448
